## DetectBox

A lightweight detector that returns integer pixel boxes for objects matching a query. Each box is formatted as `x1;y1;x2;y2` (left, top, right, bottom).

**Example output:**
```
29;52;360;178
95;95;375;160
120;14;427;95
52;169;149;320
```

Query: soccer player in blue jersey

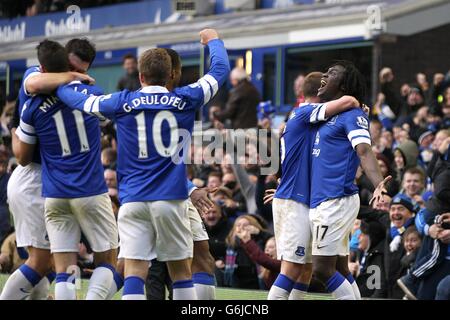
164;48;217;299
15;40;120;300
267;72;362;300
1;40;95;300
55;29;230;300
310;61;390;300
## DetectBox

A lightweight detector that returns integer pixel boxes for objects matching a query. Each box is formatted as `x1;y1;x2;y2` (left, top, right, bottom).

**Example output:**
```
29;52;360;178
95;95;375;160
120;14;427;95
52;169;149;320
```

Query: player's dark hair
165;48;182;72
36;40;69;73
139;48;171;86
122;53;137;63
303;72;322;99
331;60;366;105
65;38;96;66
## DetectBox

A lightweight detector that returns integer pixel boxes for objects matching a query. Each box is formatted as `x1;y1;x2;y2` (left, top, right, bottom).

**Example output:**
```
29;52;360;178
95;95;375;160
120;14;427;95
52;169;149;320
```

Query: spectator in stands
400;227;422;278
101;147;117;169
358;194;416;298
104;168;117;189
431;129;450;152
236;229;280;289
400;167;426;208
222;172;248;214
398;142;450;300
352;220;386;298
223;214;272;289
207;172;222;189
204;202;233;285
213;67;260;129
117;53;140;91
394;139;419;184
379;67;402;119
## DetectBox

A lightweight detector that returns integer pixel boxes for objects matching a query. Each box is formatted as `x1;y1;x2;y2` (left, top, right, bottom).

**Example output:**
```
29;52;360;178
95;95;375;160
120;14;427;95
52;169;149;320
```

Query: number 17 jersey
17;82;107;198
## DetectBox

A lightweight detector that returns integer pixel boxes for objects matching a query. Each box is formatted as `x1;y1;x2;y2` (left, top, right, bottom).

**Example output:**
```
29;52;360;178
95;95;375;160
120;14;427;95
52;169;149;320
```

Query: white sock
193;272;216;300
267;274;295;300
288;283;309;300
173;280;198;300
326;272;355;300
194;283;216;300
55;282;76;300
122;294;146;300
345;274;361;300
0;265;42;300
30;277;50;300
86;266;114;300
106;271;124;300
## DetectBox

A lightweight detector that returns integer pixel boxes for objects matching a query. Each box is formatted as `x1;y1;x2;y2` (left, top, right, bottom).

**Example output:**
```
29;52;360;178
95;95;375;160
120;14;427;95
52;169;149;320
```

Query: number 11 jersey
17;82;107;198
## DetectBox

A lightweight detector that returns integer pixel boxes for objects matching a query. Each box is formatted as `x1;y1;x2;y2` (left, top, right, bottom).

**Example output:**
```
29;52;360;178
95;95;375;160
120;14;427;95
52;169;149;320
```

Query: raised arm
199;29;230;91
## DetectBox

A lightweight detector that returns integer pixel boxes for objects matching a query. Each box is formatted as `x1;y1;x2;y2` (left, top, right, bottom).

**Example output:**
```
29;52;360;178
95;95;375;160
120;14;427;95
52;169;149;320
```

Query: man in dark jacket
355;220;386;298
213;67;260;129
117;53;140;91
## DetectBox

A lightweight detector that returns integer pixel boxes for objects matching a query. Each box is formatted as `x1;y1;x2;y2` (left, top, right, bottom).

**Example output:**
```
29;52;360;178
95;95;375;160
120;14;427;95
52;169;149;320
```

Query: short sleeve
292;103;328;124
344;110;371;149
21;67;41;97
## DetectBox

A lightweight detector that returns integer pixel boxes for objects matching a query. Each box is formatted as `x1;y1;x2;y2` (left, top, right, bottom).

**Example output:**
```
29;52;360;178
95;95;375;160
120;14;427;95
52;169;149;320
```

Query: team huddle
1;28;228;300
0;27;388;300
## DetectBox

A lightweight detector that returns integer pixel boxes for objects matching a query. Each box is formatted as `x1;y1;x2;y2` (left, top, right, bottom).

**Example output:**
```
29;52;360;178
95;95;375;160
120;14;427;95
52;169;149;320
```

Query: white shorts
45;193;119;253
272;198;312;264
118;200;193;262
188;200;209;242
7;163;49;250
309;194;360;256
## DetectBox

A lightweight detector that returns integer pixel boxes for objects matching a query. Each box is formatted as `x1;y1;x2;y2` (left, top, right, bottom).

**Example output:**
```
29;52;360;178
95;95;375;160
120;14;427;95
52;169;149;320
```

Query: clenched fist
199;28;219;45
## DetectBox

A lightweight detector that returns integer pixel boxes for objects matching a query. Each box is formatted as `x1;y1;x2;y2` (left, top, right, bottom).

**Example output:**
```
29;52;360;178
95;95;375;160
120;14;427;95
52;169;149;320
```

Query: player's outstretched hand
190;187;218;217
369;175;392;207
70;71;95;85
263;189;276;205
200;29;219;45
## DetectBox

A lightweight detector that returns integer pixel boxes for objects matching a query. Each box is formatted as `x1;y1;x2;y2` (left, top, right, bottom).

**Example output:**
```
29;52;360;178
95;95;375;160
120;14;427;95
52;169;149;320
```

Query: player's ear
138;72;145;85
40;65;46;73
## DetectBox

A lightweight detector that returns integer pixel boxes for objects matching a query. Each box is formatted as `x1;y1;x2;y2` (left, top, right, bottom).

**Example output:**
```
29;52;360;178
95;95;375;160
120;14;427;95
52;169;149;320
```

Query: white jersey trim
16;126;37;144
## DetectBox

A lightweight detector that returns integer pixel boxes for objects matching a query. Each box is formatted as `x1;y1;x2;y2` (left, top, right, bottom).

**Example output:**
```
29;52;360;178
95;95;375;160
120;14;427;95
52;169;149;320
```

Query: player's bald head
138;48;171;86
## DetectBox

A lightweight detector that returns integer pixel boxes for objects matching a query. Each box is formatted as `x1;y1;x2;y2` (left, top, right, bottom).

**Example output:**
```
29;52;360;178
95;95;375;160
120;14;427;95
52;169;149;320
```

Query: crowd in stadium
0;34;449;299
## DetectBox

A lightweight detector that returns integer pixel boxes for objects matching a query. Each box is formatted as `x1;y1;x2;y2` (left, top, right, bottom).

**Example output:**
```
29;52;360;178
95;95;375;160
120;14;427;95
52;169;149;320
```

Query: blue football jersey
274;103;327;205
16;82;108;198
310;108;371;208
56;39;230;204
17;66;41;164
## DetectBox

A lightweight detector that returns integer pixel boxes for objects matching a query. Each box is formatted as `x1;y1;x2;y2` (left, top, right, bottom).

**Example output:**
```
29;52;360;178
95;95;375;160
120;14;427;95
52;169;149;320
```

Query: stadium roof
0;0;449;61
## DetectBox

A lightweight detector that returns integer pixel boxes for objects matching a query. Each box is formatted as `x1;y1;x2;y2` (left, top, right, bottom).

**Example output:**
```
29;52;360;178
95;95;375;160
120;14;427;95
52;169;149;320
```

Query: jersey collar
140;86;169;93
